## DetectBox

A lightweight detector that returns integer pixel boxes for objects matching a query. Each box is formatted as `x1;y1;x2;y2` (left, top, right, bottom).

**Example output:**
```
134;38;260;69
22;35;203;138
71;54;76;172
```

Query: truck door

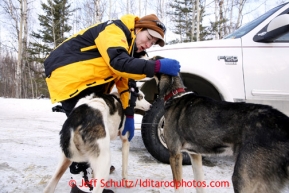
242;12;289;116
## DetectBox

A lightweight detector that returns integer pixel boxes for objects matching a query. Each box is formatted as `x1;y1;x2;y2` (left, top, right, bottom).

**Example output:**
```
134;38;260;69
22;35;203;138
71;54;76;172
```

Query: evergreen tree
27;0;73;98
167;0;209;44
207;18;228;40
168;0;193;43
28;0;73;63
197;4;211;41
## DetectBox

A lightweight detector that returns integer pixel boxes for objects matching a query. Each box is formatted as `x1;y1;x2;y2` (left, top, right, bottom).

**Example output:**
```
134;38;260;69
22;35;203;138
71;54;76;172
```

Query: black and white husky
44;91;151;193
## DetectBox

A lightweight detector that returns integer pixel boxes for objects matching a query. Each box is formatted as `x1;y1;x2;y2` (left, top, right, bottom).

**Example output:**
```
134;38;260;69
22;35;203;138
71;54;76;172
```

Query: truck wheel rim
157;116;168;148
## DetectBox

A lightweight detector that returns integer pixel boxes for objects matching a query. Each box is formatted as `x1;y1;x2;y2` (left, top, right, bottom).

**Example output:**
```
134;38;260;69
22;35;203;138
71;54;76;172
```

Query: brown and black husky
154;56;289;193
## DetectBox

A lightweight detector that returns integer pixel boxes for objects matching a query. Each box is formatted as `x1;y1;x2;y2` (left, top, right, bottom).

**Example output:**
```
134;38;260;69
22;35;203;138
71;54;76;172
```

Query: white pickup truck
139;2;289;164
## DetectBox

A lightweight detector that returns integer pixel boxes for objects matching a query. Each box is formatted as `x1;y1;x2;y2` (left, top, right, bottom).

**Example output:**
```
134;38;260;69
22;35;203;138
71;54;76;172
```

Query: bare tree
191;0;196;41
156;0;166;20
72;0;106;30
212;0;247;39
1;0;29;98
196;0;200;41
0;50;17;97
218;0;224;38
16;0;25;98
136;0;148;17
144;0;148;15
22;0;29;98
94;0;101;22
127;0;130;14
213;0;218;39
235;0;247;29
108;0;111;19
139;0;141;16
228;0;234;34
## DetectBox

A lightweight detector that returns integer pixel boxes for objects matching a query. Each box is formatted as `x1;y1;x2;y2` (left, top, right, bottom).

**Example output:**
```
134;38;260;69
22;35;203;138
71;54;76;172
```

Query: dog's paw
202;156;216;167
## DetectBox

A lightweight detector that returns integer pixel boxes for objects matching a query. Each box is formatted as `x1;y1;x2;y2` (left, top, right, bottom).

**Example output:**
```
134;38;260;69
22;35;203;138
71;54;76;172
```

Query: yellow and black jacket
44;14;155;109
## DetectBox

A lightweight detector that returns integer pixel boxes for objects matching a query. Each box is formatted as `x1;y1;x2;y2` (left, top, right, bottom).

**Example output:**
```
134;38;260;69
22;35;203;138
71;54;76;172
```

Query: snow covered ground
0;97;265;193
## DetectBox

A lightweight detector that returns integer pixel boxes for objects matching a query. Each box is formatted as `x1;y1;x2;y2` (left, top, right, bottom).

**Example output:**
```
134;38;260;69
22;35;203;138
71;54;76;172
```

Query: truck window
224;3;287;39
275;32;289;42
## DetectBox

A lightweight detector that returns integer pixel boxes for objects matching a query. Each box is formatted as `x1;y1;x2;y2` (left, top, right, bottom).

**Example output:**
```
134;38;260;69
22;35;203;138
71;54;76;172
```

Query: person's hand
157;58;181;76
122;116;135;141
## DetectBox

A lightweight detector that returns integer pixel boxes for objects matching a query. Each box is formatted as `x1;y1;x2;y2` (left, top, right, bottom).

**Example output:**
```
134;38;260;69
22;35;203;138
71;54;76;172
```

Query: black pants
61;84;111;117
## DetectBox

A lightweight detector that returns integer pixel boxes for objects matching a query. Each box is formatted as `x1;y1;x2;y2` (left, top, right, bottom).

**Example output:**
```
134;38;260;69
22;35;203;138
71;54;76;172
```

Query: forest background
0;0;286;99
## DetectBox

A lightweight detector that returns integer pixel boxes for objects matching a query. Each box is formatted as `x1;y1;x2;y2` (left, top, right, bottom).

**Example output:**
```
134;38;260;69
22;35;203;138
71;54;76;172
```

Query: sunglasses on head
151;20;166;34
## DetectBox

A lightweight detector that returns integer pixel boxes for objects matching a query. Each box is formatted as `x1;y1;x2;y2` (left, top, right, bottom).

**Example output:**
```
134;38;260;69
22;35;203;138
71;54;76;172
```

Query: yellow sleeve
115;77;130;109
95;23;147;80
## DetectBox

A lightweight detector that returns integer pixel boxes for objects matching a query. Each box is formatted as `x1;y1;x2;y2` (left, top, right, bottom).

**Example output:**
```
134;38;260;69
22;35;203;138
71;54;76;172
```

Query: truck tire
141;97;192;165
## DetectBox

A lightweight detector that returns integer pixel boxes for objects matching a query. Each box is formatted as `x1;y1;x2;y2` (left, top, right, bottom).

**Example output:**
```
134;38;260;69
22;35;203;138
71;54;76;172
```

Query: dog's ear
158;74;173;97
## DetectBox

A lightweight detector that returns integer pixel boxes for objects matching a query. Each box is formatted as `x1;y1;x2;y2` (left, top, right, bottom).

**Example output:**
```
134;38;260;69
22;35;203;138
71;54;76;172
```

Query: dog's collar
164;88;186;101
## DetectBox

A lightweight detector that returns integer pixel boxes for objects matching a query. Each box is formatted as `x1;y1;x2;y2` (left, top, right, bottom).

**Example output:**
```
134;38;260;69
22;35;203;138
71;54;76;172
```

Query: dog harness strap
164;88;186;101
124;79;138;116
110;94;125;130
120;89;129;96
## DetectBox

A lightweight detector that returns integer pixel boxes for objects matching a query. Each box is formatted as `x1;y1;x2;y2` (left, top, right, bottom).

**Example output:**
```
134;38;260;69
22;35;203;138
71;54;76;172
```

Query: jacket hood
120;14;139;54
120;14;140;32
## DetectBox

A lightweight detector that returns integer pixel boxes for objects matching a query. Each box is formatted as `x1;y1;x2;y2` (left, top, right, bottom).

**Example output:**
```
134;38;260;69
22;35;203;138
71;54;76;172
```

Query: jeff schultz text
70;178;230;189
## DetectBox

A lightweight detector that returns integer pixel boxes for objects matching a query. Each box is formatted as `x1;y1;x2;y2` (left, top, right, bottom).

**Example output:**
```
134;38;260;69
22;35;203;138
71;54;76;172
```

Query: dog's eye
138;95;143;100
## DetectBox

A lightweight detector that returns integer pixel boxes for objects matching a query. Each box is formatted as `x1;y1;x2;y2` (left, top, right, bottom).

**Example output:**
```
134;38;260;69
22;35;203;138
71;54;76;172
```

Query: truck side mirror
253;14;289;42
